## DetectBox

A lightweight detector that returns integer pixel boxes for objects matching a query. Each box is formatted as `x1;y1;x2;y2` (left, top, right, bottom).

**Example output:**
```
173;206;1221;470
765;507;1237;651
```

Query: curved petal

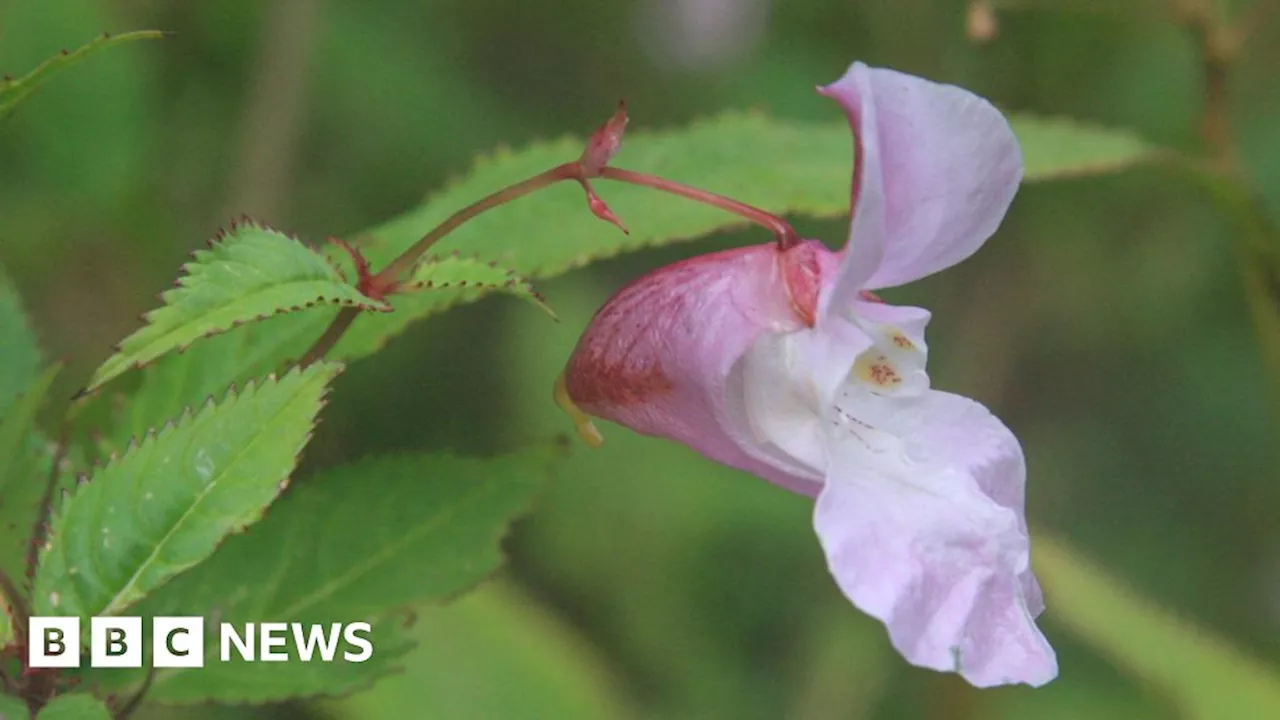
817;63;886;315
740;327;873;475
895;390;1044;616
562;240;839;497
819;62;1023;300
813;388;1055;687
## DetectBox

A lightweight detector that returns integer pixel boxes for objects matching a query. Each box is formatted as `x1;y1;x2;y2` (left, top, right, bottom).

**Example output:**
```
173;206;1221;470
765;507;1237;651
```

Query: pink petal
814;388;1056;687
900;389;1045;616
817;63;887;306
562;240;840;496
818;62;1023;307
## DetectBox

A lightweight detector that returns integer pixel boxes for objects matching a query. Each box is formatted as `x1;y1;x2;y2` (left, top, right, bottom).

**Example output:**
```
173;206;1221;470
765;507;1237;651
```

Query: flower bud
580;101;628;175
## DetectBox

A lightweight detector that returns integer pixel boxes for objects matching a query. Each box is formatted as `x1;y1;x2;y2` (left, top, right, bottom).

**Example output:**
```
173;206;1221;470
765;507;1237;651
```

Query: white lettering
220;623;255;662
343;622;373;662
291;622;342;661
259;622;289;661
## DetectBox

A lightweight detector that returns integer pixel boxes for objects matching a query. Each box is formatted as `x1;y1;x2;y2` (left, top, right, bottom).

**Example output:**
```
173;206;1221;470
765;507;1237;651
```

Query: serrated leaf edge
275;441;567;620
0;30;165;119
403;251;556;317
37;363;343;618
79;221;385;397
142;443;564;705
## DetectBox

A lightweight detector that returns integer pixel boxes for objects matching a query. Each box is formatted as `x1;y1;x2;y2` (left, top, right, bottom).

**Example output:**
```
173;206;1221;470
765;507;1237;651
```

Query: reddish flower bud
580;100;628;175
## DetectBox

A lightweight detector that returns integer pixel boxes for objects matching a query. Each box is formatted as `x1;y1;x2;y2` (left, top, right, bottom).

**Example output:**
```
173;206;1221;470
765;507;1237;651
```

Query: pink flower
559;62;1057;687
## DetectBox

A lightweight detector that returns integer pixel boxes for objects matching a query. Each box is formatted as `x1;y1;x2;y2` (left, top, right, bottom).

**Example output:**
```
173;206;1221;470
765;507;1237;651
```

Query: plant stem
1176;0;1280;418
375;164;579;283
297;164;581;364
297;306;360;367
599;167;800;249
298;154;804;364
113;665;156;720
1180;0;1238;173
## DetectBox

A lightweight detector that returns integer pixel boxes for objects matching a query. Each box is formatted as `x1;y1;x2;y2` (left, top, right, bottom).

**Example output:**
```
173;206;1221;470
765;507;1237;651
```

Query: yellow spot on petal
890;331;914;350
855;354;902;388
554;373;604;447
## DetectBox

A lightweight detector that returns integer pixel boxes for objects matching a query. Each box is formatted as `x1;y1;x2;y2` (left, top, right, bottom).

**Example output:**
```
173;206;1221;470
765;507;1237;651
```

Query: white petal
846;301;932;398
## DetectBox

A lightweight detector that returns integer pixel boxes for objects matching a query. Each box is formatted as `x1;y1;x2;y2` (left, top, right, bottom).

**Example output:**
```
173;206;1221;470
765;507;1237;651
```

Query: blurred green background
2;0;1278;718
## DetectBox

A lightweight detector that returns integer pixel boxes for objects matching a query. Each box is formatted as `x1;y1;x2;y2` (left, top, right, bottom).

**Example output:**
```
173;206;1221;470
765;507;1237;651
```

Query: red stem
598;167;800;249
298;163;582;364
299;154;802;364
376;163;580;282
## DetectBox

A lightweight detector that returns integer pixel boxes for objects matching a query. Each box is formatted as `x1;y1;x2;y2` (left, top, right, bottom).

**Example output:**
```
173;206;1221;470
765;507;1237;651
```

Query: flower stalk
298;101;801;365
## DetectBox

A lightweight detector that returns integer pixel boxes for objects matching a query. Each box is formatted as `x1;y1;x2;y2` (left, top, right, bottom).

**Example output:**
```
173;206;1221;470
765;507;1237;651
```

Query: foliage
0;692;29;720
80;222;385;396
1009;115;1158;180
405;253;556;319
0;271;43;421
87;448;558;704
0;31;162;121
35;694;111;720
323;581;635;720
0;364;61;612
33;364;340;621
1035;535;1280;720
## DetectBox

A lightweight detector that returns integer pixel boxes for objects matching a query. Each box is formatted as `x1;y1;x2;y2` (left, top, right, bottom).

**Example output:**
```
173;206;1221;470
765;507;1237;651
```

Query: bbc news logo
28;617;373;668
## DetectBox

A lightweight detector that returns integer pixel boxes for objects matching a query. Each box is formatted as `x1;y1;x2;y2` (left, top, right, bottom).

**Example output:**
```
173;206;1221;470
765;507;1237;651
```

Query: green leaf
0;693;29;720
80;222;384;396
0;31;163;121
0;364;61;606
159;448;555;620
105;447;556;704
0;270;43;422
0;589;14;654
34;694;109;720
105;317;319;454
32;362;341;622
1034;535;1280;719
407;253;556;319
322;581;633;720
1011;115;1158;181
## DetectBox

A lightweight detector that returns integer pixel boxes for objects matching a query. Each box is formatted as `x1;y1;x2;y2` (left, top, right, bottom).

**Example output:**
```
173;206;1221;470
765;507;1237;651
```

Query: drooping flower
557;61;1058;687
